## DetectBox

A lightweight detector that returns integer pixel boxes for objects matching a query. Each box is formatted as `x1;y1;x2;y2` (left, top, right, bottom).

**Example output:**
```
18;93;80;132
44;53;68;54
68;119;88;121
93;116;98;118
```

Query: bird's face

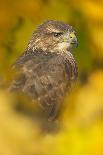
50;29;78;51
32;20;78;52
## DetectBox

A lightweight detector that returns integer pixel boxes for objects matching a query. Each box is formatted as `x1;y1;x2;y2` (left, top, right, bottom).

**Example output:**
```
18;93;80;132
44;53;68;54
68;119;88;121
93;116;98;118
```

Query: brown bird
10;20;78;122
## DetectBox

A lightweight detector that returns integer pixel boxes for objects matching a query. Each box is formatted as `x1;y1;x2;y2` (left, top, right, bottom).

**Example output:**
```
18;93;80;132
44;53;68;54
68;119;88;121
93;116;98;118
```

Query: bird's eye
53;32;62;37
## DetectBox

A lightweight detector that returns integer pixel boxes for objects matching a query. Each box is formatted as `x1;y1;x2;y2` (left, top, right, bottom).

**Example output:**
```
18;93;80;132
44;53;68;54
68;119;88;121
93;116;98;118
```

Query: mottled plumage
10;20;78;121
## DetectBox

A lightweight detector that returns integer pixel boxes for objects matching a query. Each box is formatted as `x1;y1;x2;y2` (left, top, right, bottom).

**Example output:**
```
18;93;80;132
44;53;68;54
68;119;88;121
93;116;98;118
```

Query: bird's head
28;20;78;53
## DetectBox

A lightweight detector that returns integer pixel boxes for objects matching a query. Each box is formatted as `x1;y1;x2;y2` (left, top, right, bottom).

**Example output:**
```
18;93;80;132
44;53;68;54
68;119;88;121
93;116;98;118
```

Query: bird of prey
10;20;78;122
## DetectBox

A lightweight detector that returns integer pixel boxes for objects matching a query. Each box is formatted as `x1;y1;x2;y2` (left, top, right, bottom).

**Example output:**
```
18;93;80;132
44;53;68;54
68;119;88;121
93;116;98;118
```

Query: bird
9;20;78;122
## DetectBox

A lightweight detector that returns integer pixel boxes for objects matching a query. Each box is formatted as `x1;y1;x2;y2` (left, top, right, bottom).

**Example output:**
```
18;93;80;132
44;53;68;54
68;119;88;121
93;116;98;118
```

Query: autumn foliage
0;0;103;155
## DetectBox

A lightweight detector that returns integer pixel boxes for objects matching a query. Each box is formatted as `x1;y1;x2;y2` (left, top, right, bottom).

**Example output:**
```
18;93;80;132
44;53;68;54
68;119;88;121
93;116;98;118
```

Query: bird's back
10;50;75;120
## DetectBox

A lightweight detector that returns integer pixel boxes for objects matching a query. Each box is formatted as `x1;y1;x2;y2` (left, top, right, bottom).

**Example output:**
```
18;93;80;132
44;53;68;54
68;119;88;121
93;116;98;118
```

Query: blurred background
0;0;103;154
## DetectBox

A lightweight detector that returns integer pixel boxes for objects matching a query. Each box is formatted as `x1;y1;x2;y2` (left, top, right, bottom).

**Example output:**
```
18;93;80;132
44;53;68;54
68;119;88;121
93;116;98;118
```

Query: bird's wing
10;50;73;120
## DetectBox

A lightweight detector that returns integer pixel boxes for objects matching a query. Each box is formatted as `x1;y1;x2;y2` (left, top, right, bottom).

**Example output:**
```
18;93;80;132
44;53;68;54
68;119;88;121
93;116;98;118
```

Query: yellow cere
70;32;76;39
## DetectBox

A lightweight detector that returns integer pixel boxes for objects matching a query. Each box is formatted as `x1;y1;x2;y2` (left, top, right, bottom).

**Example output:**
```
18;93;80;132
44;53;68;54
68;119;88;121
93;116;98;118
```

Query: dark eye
53;32;62;37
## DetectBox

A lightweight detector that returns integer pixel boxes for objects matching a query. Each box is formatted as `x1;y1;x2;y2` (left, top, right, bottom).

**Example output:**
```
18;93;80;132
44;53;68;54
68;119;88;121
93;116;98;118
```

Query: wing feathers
10;50;77;120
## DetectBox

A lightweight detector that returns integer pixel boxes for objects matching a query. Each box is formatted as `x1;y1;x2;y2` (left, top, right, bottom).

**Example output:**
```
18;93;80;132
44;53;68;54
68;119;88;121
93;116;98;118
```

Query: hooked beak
63;31;78;49
71;37;78;47
70;32;78;47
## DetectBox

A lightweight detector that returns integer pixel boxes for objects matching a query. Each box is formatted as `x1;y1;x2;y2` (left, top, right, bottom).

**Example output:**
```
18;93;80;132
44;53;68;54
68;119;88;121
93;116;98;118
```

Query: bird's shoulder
12;49;77;81
12;49;66;71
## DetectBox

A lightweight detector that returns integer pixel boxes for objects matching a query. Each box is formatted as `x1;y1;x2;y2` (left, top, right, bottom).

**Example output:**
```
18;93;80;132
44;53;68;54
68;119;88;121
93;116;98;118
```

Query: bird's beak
70;32;78;47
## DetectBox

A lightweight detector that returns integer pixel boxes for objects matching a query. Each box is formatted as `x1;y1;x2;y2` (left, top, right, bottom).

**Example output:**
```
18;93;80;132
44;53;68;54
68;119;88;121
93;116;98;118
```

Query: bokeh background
0;0;103;155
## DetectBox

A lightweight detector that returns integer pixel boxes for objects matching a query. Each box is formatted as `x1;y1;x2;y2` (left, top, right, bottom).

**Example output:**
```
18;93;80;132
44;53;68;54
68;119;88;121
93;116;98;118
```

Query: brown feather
10;20;78;122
